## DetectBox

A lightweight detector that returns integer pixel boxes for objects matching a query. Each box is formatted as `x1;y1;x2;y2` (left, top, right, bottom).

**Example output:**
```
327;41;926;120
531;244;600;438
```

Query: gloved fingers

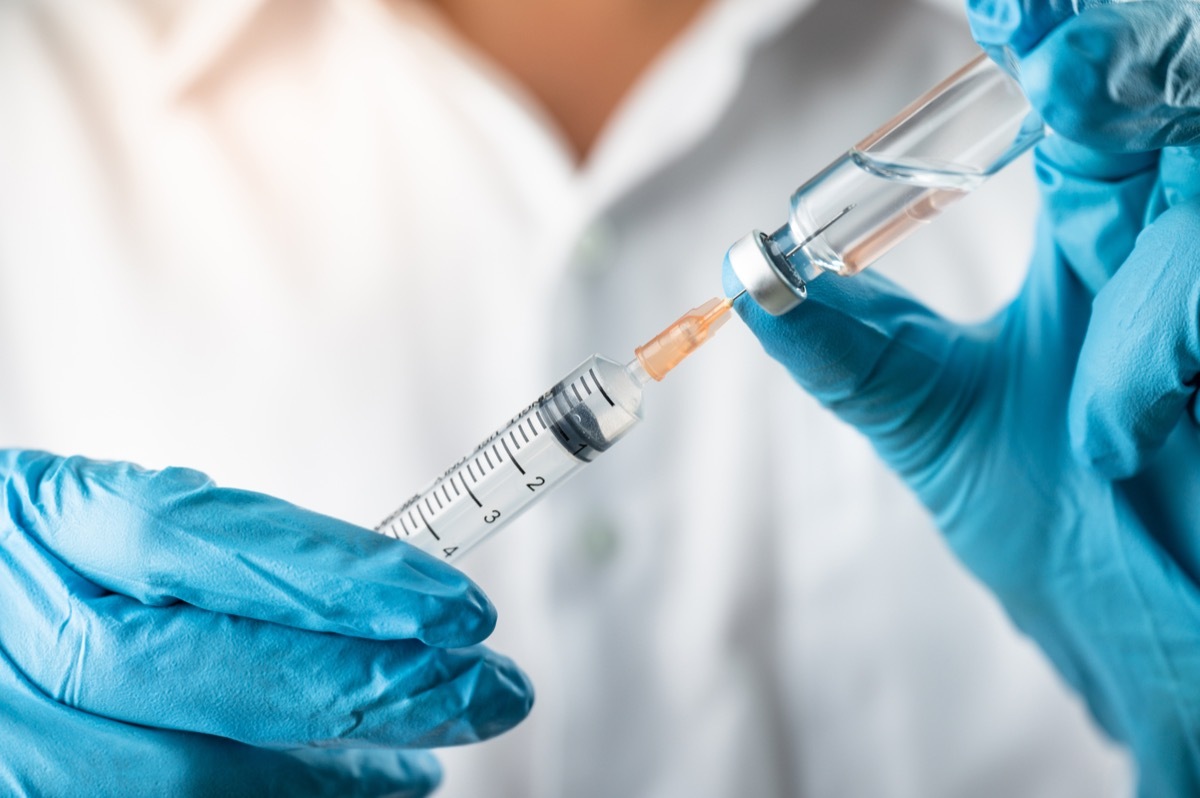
1021;2;1200;152
966;0;1080;58
277;749;443;798
724;256;976;481
1033;136;1159;294
1158;146;1200;210
0;450;495;647
0;576;533;749
1068;200;1200;478
2;658;442;797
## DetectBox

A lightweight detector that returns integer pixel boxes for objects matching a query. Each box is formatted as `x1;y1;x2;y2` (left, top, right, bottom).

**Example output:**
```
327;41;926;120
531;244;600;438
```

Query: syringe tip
633;296;735;382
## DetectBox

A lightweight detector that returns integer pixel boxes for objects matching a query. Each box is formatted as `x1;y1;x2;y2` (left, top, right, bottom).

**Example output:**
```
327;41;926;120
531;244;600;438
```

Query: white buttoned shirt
0;0;1132;795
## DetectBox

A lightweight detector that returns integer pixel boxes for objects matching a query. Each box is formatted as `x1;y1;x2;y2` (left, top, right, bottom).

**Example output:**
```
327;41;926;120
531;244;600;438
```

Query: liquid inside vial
778;150;986;277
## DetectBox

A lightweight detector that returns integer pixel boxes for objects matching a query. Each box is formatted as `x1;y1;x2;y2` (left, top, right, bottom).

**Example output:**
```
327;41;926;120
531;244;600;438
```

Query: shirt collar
578;0;819;214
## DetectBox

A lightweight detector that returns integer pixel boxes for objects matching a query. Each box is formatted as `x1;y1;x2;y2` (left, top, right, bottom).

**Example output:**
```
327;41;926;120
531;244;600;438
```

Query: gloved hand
724;5;1200;794
968;0;1200;476
0;450;533;796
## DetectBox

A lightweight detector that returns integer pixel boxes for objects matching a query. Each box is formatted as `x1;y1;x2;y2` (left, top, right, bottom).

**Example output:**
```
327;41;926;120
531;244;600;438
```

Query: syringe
376;296;737;561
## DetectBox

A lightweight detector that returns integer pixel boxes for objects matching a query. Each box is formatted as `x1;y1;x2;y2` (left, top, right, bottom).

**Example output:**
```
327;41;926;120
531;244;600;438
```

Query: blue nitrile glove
967;0;1200;477
0;450;534;796
723;11;1200;794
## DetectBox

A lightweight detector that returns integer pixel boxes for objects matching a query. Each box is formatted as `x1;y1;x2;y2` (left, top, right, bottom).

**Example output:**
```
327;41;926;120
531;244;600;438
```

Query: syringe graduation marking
460;472;480;504
462;475;482;507
385;359;608;550
416;503;439;540
551;423;571;446
404;399;577;535
502;437;525;474
589;368;615;406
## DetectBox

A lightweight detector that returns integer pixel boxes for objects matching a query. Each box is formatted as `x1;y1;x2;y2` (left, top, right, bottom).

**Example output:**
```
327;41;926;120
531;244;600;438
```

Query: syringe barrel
728;51;1045;315
376;355;644;562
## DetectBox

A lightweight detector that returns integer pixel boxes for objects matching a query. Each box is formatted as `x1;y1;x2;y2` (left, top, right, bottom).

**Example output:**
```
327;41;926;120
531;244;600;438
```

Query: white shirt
0;0;1132;795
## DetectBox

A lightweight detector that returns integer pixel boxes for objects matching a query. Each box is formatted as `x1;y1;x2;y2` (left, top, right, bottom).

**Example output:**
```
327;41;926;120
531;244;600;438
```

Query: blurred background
0;0;1133;795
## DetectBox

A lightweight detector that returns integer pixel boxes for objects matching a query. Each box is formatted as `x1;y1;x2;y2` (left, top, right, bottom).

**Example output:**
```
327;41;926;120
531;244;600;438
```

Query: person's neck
421;0;710;162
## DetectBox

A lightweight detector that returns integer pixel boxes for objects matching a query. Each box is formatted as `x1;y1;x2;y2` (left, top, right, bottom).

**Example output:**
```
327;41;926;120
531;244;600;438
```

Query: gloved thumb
1020;2;1200;152
723;256;971;483
1068;199;1200;478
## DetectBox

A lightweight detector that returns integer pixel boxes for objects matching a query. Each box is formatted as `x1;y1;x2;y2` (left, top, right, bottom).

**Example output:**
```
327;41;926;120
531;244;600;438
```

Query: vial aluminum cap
726;231;807;316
